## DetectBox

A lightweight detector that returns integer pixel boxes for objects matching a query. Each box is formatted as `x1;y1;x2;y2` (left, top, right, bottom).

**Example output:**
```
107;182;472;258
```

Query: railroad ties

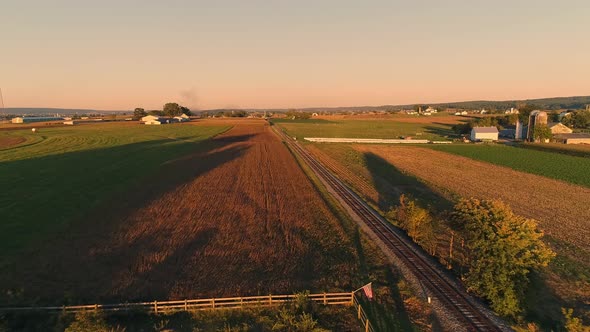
276;129;506;332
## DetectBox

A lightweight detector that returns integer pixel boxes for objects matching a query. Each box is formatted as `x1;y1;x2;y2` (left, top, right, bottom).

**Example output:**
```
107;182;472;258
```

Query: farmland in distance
272;116;458;141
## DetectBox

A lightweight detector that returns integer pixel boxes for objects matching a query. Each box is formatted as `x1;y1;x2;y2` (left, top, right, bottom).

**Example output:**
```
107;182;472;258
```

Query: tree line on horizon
132;103;192;120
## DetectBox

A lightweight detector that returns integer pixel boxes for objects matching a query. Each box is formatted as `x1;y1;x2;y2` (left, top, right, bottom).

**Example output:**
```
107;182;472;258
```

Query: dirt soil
1;121;358;305
0;136;26;148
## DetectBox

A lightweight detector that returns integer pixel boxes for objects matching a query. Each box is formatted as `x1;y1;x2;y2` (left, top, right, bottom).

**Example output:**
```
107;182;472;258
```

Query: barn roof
555;133;590;139
472;127;498;134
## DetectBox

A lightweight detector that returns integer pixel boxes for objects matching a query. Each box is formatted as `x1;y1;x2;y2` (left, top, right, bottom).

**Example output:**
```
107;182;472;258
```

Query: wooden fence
0;292;354;314
1;292;375;331
352;295;376;332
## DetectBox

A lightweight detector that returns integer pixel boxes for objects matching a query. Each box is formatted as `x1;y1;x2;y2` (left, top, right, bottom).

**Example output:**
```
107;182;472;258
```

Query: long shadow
0;132;253;305
362;152;453;212
423;125;455;139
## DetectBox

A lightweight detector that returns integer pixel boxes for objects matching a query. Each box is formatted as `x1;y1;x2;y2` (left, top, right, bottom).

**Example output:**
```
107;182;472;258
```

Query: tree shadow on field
362;152;453;213
423;124;455;139
0;132;253;306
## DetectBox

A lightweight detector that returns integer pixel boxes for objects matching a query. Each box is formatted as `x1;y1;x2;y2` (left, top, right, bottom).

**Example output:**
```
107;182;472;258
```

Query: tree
285;109;311;120
163;102;182;117
180;106;192;116
387;195;437;254
571;110;590;129
532;124;552;142
452;199;554;318
148;110;163;116
133;107;147;120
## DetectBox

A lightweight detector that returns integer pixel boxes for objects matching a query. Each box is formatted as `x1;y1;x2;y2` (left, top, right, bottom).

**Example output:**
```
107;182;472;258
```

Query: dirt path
1;121;357;304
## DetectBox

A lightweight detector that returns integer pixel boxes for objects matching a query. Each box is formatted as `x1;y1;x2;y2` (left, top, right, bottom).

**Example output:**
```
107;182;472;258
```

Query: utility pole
0;87;5;120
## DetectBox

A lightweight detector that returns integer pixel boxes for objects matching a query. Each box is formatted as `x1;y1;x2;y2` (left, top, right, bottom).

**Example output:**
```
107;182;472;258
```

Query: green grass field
272;118;454;141
427;144;590;188
0;123;229;265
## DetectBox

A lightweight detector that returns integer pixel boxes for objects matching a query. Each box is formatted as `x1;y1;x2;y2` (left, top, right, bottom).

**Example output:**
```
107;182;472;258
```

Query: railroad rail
275;127;508;332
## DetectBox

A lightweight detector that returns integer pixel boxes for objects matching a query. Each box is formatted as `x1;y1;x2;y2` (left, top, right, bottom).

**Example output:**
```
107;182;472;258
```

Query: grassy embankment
0;123;229;267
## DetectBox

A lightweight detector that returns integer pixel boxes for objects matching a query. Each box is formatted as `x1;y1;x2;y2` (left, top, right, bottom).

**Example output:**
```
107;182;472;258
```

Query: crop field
0;120;363;306
352;145;590;252
426;144;590;188
0;122;230;265
315;113;470;124
272;117;456;141
520;142;590;158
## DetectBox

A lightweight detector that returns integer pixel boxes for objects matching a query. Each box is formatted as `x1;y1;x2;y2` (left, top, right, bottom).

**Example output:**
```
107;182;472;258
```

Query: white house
173;114;190;122
141;115;171;125
471;127;498;141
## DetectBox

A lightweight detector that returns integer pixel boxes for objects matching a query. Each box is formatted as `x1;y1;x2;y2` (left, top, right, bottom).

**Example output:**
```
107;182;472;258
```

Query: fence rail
352;295;376;332
0;292;354;314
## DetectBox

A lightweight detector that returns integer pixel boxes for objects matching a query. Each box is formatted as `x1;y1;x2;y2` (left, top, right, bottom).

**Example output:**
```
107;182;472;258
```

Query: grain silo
526;110;548;142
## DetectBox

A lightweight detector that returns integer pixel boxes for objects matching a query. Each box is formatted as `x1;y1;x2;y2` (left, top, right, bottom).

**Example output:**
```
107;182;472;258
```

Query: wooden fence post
350;292;354;305
240;297;243;308
358;304;361;319
154;301;158;314
212;298;215;309
269;294;272;306
94;304;98;312
365;319;370;332
184;299;188;311
323;292;327;305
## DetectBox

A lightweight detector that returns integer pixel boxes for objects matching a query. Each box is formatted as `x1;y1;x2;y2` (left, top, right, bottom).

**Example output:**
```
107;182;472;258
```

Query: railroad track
275;128;507;332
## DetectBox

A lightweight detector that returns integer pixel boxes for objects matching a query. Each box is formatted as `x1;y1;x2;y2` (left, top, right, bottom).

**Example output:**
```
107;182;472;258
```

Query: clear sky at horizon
1;0;589;110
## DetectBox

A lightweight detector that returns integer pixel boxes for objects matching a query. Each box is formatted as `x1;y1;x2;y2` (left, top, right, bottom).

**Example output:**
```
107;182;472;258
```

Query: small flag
362;282;373;300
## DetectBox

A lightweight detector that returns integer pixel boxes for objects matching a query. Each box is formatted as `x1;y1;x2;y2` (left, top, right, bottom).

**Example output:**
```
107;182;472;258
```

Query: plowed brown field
354;145;590;252
0;136;25;148
1;120;357;305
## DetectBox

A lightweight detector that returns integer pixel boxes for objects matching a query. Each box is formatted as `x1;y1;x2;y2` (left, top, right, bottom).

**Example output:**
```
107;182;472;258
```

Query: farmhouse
548;122;573;134
470;127;498;141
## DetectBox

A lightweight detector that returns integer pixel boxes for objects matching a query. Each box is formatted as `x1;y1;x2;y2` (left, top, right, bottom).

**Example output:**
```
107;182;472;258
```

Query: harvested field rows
1;121;358;305
354;145;590;252
0;136;26;149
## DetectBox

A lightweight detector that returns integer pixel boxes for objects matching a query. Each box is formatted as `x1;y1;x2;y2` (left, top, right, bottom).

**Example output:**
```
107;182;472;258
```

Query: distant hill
424;96;590;111
200;95;590;113
0;108;127;116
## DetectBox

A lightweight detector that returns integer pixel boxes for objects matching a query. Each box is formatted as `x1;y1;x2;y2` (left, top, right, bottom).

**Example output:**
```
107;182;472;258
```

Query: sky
1;0;589;110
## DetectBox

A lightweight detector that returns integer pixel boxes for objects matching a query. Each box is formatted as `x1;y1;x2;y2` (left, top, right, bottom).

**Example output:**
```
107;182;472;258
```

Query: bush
452;199;555;318
64;311;123;332
387;195;437;254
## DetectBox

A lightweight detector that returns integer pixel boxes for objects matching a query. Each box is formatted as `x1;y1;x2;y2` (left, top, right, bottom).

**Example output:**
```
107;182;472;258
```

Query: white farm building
470;127;498;141
173;114;190;122
141;115;171;125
